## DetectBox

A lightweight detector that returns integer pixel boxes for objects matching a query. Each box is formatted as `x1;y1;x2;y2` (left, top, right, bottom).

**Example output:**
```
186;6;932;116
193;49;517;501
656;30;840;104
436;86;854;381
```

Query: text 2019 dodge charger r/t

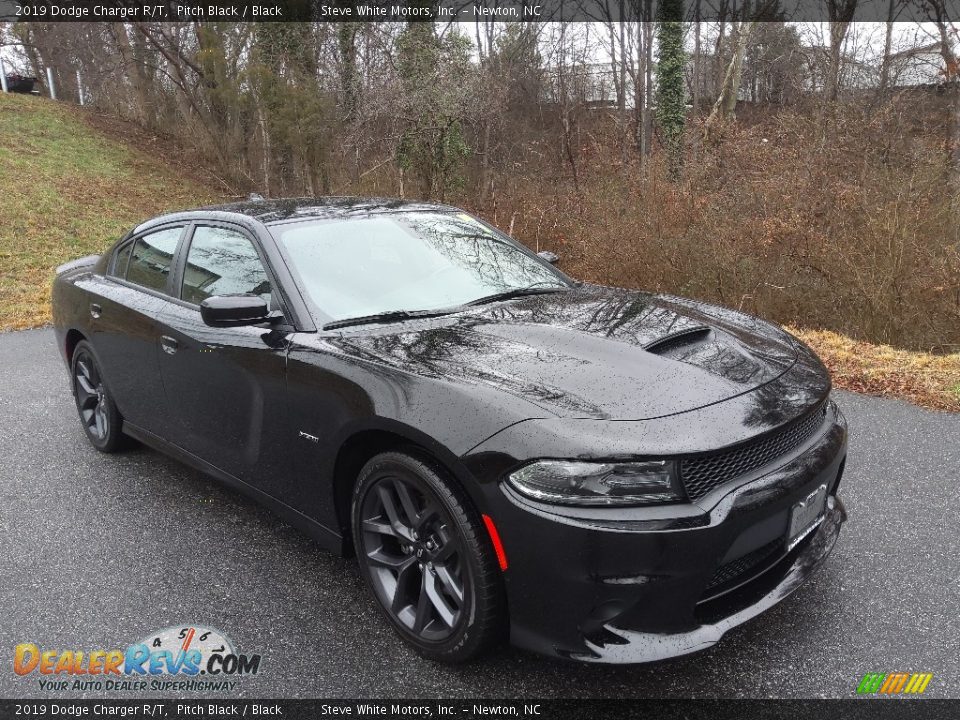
52;197;847;664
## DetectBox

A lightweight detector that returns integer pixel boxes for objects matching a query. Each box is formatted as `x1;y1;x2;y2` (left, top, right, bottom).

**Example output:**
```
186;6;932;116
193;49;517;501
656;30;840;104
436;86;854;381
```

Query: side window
181;226;271;306
110;241;133;278
126;227;182;292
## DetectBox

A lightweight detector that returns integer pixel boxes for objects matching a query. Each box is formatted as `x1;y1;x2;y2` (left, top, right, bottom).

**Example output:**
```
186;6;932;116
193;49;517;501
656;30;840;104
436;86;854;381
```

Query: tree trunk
633;22;645;156
933;16;960;182
643;21;654;158
704;21;755;143
479;118;492;204
631;18;654;160
618;11;627;166
826;0;858;102
656;2;687;179
111;23;151;126
691;10;702;163
827;22;850;102
258;104;271;196
714;15;727;102
879;2;896;94
692;9;702;115
337;22;359;120
475;20;493;204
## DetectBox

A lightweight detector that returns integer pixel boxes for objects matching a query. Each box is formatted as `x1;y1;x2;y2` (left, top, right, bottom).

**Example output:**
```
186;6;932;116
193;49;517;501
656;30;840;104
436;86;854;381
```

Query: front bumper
571;497;846;662
472;403;848;663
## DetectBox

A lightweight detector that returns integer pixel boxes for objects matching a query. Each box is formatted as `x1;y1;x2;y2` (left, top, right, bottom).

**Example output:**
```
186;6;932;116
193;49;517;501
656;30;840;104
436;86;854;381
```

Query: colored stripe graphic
858;672;932;695
857;673;886;694
904;674;933;694
879;673;907;694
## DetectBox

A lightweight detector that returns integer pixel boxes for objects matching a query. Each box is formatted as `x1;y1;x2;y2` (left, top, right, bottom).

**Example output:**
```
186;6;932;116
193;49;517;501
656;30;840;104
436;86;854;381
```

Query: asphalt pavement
1;327;959;699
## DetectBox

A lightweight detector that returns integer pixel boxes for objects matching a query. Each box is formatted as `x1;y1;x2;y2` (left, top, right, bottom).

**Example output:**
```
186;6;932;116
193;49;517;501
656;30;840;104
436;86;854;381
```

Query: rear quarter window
110;241;133;278
126;227;182;292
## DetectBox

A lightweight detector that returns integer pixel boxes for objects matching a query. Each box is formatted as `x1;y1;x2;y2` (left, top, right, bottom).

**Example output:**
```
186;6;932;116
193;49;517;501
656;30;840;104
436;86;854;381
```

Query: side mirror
537;250;559;265
200;294;270;328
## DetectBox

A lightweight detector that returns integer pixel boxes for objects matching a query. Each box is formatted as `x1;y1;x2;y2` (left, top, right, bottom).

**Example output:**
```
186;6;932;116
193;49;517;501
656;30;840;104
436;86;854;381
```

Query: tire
351;451;507;663
71;340;125;453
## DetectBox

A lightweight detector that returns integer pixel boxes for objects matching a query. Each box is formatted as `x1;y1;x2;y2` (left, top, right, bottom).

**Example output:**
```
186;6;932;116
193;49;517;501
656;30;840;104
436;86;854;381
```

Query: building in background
887;43;951;87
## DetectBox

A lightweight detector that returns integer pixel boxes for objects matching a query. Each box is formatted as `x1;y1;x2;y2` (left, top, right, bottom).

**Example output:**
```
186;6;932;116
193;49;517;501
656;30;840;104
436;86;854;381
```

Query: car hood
332;285;801;420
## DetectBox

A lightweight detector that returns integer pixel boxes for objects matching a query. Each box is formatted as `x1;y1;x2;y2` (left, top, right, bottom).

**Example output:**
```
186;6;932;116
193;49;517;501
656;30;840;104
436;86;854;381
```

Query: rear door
156;222;291;489
93;225;186;433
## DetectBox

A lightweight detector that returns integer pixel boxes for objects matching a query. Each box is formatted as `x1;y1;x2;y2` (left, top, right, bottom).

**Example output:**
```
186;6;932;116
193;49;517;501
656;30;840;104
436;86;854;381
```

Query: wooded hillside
4;20;959;352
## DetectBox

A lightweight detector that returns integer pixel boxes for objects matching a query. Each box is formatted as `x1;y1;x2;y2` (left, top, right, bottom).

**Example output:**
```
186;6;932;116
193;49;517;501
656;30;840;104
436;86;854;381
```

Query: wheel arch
64;329;87;365
331;420;482;558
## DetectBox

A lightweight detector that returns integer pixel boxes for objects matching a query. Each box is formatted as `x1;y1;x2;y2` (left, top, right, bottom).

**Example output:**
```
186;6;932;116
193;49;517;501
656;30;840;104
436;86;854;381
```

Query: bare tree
920;0;960;180
626;16;654;161
551;23;581;191
878;0;906;93
704;20;756;142
826;0;859;101
691;8;703;115
600;0;631;165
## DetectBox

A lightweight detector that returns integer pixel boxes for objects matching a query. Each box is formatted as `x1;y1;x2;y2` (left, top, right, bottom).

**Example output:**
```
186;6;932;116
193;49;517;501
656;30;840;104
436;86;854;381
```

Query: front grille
680;403;828;501
704;538;784;593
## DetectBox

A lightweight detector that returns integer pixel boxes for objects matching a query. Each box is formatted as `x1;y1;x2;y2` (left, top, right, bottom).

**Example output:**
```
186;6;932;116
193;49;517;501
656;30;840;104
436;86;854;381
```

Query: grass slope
790;328;960;412
0;93;219;331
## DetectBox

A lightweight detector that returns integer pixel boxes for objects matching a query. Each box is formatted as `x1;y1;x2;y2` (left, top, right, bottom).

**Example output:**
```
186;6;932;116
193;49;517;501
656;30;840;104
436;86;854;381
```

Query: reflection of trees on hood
489;287;685;344
338;323;607;418
741;376;826;431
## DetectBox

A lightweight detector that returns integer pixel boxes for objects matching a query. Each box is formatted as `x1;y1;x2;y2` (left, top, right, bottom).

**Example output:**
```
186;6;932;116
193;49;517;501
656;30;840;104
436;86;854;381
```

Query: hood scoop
643;326;712;356
642;324;784;387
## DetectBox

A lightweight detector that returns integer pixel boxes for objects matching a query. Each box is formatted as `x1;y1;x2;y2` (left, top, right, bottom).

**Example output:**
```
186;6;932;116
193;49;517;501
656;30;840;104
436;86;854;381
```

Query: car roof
132;196;460;234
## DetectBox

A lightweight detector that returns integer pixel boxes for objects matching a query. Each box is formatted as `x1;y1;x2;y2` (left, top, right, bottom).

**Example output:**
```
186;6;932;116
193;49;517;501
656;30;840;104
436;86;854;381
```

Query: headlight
506;460;682;506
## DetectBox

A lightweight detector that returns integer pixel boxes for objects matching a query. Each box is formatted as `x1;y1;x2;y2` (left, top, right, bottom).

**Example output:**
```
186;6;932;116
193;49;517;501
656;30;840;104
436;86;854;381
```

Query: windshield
271;211;568;321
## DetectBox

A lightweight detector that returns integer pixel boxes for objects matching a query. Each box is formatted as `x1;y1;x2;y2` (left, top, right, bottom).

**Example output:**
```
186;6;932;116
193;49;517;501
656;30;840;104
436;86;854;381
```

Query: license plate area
787;483;828;550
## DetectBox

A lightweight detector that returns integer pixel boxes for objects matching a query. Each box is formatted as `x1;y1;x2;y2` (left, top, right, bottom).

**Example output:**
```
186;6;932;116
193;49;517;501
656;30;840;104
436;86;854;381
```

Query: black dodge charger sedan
52;197;847;663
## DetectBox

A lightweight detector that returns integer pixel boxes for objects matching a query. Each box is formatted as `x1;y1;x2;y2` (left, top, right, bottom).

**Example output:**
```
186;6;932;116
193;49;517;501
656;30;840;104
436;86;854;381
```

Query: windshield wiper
465;286;567;307
324;285;568;329
324;308;457;331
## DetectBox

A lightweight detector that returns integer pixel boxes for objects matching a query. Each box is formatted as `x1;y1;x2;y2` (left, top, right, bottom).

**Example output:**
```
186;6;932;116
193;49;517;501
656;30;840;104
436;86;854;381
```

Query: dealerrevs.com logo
13;625;262;693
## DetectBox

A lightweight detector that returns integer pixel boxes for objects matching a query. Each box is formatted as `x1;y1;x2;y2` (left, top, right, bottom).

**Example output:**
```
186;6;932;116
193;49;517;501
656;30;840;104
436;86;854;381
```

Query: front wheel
71;340;125;453
351;452;506;663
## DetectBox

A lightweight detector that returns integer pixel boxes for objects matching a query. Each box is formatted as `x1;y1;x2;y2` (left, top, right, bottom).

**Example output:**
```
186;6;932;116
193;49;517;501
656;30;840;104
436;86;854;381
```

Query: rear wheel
71;341;125;453
351;451;506;663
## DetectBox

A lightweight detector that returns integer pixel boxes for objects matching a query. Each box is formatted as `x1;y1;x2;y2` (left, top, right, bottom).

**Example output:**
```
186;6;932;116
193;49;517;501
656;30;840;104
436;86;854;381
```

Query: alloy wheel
359;475;467;642
74;352;109;441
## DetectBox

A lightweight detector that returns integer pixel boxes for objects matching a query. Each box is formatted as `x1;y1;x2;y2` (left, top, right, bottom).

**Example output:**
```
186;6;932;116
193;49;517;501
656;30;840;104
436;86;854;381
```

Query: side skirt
121;421;346;556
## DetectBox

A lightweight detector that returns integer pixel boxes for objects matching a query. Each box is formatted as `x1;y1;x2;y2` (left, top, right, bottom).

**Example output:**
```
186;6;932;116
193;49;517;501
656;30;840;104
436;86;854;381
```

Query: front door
156;224;290;490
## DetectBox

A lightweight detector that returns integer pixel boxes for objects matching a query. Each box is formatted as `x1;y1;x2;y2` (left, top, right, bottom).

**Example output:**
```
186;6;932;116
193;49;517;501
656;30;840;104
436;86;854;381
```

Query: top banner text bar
4;0;960;23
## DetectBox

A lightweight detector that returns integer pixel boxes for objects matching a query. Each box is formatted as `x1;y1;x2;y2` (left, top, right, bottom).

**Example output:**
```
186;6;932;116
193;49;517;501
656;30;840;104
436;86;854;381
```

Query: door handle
89;303;102;319
160;335;179;355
